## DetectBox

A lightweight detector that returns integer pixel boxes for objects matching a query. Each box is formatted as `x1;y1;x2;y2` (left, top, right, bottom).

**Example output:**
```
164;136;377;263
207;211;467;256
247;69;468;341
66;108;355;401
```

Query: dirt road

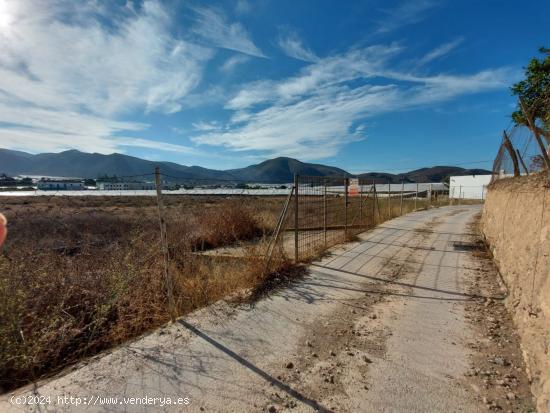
1;205;533;412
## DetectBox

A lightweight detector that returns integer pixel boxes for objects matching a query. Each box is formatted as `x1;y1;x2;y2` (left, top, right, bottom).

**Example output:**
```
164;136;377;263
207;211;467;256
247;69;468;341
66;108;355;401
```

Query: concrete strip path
2;205;486;413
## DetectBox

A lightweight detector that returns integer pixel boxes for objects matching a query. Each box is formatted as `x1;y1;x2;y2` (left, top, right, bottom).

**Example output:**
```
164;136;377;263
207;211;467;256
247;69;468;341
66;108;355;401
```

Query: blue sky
0;0;548;173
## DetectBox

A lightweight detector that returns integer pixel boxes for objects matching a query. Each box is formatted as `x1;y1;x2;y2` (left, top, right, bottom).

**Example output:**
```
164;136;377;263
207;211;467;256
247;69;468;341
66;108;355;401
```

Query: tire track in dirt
264;214;445;412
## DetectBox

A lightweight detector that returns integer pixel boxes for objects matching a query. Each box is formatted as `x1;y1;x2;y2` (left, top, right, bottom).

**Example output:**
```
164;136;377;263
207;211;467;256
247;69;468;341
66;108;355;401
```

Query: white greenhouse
449;175;492;200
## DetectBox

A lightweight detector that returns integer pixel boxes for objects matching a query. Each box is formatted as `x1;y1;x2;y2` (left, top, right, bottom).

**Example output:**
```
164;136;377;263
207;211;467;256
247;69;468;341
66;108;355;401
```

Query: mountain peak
60;149;83;154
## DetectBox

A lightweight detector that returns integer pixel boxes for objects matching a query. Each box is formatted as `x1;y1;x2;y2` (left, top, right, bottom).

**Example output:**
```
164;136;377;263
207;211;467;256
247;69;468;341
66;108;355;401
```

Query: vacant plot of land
0;195;287;392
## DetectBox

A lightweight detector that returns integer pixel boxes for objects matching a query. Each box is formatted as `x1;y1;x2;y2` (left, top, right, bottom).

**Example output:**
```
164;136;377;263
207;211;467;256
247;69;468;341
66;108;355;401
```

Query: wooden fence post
294;174;299;263
155;167;176;322
415;182;418;211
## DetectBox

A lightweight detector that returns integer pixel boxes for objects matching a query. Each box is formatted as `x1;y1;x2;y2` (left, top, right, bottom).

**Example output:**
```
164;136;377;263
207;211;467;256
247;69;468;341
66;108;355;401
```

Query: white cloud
225;80;275;109
171;127;186;135
226;44;402;110
190;6;265;57
182;85;228;109
192;121;222;132
0;125;201;156
278;30;318;62
195;84;398;160
416;37;464;67
193;44;516;160
235;0;251;15
220;54;250;73
0;0;211;154
116;137;202;155
0;127;126;154
376;0;438;34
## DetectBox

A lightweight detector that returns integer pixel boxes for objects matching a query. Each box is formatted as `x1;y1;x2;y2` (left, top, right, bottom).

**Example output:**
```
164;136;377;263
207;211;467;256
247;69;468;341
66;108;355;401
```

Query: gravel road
2;205;528;412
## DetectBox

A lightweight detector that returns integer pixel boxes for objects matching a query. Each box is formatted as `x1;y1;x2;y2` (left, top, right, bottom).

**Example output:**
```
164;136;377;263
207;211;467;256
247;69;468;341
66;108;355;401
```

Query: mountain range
0;148;490;183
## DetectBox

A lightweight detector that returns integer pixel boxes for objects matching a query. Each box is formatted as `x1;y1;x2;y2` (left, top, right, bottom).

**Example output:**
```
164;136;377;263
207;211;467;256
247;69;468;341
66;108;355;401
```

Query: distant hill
0;149;348;183
359;166;491;184
227;157;350;183
0;149;236;181
0;148;490;184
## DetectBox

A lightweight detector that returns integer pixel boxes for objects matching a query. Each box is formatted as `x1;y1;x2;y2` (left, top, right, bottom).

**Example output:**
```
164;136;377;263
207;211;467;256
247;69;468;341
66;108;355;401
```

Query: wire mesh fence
492;125;550;182
281;176;377;262
266;176;455;263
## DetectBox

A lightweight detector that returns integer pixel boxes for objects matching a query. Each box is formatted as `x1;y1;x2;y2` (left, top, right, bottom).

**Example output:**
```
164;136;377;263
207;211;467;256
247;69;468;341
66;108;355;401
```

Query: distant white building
449;175;492;200
97;182;156;190
372;183;447;193
37;181;84;190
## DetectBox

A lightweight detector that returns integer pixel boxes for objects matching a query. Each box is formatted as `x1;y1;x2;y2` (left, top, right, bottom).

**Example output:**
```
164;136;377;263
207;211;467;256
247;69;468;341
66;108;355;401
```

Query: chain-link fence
492;124;550;182
264;176;452;263
280;176;377;262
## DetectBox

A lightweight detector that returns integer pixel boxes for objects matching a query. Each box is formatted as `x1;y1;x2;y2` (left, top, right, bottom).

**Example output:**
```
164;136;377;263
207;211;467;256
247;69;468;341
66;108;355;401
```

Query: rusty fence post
344;177;349;239
400;179;404;215
359;181;363;227
265;187;294;271
372;180;377;224
372;179;380;226
415;182;418;211
387;180;391;219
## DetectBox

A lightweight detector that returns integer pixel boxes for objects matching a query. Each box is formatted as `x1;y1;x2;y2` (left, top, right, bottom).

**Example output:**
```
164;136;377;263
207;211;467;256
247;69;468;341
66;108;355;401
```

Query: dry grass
0;196;285;393
189;201;266;250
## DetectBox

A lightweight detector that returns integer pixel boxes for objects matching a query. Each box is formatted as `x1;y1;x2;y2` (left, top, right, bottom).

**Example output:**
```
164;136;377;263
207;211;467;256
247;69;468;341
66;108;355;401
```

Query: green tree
511;47;550;142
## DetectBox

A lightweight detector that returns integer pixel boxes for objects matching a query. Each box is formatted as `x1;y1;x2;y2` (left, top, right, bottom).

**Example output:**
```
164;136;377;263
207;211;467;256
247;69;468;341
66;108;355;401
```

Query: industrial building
96;182;156;190
37;181;85;190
